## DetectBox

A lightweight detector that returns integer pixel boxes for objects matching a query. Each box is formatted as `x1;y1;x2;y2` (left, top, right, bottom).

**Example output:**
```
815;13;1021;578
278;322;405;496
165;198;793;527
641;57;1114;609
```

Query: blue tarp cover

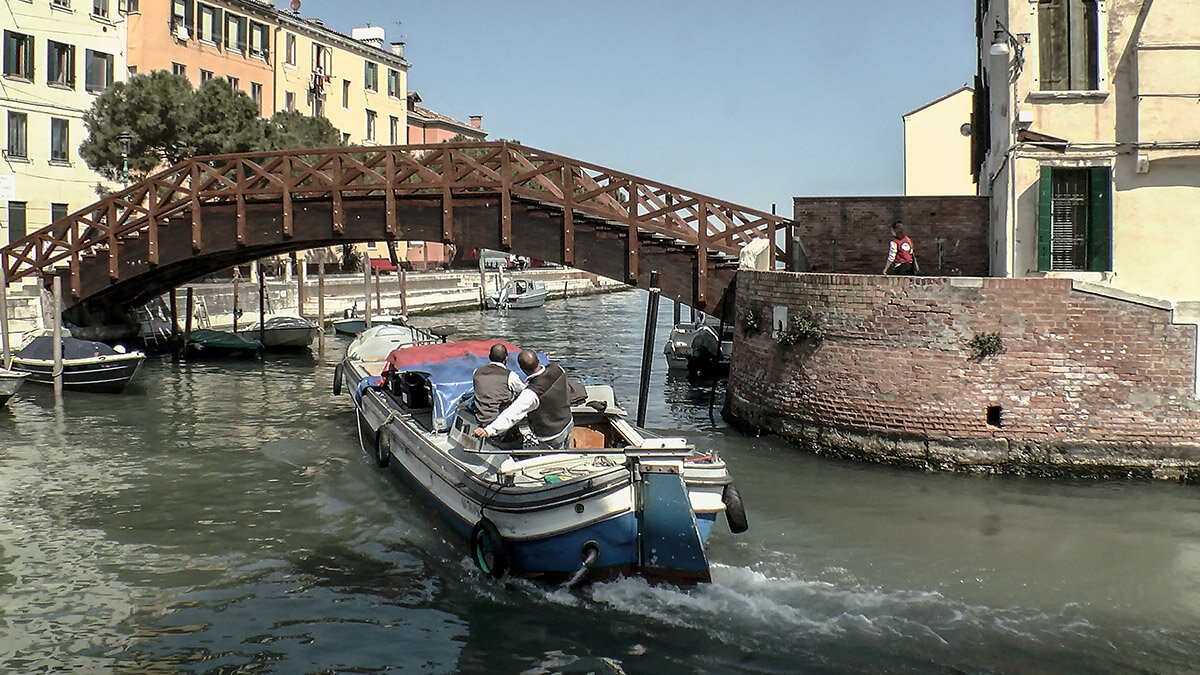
380;340;546;429
15;336;126;360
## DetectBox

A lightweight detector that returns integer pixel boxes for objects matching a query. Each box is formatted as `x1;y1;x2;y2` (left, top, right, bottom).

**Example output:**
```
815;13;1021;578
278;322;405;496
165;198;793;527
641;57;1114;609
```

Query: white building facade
976;0;1200;302
2;0;126;246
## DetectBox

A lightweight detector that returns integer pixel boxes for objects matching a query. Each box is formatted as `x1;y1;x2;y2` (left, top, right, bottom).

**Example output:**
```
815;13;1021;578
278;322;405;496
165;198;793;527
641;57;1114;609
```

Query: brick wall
793;196;989;276
726;271;1200;479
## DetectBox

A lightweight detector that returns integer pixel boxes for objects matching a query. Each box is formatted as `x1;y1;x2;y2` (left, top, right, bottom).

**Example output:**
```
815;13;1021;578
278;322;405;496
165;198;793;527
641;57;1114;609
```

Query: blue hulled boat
337;339;747;585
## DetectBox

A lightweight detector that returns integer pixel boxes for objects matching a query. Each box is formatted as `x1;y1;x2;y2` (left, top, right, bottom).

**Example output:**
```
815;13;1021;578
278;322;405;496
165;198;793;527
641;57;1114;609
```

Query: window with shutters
249;22;269;59
6;111;28;159
364;61;377;92
1038;0;1100;91
197;4;220;45
225;13;247;54
171;0;193;38
48;41;75;88
3;31;34;80
8;202;27;242
1037;166;1111;272
84;49;113;92
50;118;70;163
387;69;400;98
51;203;68;224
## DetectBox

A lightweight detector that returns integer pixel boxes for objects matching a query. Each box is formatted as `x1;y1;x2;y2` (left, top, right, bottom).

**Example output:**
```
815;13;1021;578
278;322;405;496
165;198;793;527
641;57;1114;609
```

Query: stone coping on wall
724;270;1200;481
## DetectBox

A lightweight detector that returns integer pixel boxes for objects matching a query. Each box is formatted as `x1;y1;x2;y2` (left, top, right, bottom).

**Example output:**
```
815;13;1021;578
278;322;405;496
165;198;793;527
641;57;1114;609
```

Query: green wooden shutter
1038;165;1053;271
1087;166;1112;271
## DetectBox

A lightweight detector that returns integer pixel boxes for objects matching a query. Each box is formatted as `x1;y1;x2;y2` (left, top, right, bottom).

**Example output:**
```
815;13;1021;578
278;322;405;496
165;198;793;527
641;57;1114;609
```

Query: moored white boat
485;278;548;310
236;315;319;350
337;339;747;585
0;368;28;405
11;334;145;393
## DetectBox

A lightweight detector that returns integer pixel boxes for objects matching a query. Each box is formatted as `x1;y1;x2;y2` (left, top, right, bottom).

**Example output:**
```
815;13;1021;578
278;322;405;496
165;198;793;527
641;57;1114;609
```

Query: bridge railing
1;141;793;296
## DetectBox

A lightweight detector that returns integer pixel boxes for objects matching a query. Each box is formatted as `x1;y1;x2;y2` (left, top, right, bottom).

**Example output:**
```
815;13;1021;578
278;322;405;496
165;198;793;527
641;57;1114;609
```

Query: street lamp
117;130;132;187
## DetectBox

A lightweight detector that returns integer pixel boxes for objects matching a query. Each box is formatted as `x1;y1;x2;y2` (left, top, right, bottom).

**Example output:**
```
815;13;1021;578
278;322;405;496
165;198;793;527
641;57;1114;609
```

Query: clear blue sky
295;0;976;214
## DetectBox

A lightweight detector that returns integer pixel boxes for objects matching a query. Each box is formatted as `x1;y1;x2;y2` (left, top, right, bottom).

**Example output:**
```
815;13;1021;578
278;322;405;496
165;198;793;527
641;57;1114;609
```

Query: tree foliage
263;110;342;150
81;72;343;182
183;79;267;157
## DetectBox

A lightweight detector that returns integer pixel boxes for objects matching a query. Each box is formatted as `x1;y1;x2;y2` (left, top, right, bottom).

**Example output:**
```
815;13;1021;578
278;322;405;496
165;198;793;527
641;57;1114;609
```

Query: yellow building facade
1;0;125;245
274;18;409;146
902;86;975;196
978;0;1200;302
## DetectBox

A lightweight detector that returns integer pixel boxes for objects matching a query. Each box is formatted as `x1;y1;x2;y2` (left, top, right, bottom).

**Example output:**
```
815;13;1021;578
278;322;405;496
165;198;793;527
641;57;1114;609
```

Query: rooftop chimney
352;25;386;49
470;116;482;129
391;42;405;57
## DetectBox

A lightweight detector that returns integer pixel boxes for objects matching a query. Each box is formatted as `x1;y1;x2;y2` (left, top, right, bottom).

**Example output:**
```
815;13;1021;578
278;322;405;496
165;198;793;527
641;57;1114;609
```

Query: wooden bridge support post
399;268;407;316
258;262;266;347
184;287;194;352
317;262;326;354
362;254;372;330
562;165;575;266
0;279;10;370
297;254;306;318
169;289;180;361
52;275;63;398
636;271;661;428
374;267;382;312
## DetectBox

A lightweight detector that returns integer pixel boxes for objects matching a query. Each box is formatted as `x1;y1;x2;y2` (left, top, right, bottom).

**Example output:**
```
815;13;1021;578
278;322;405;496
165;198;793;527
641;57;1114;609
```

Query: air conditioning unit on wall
174;24;190;41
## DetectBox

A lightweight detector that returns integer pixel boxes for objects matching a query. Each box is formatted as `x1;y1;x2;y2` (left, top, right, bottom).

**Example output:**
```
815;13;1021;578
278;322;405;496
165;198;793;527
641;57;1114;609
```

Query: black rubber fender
722;483;749;534
470;519;509;579
332;362;343;396
374;430;390;468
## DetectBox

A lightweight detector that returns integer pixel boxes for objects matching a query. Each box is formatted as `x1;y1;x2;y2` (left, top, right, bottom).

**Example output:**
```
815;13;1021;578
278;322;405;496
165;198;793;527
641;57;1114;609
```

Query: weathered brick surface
726;271;1200;479
794;196;989;276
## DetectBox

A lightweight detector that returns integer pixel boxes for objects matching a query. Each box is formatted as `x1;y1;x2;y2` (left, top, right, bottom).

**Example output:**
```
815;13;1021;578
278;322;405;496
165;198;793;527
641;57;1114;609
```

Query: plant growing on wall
776;316;824;348
967;331;1005;360
742;308;762;336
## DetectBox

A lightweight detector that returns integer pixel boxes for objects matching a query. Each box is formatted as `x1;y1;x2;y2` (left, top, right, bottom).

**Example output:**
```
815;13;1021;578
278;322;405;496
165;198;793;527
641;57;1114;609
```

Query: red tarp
383;339;521;373
369;257;398;271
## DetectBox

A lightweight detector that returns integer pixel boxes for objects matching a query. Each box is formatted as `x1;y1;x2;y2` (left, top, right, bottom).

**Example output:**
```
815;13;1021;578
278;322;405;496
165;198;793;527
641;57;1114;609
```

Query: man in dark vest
471;343;525;448
472;348;574;450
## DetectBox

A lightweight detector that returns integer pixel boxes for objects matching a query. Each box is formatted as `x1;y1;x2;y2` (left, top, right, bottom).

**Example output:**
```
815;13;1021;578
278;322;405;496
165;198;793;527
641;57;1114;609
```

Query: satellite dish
290;0;301;11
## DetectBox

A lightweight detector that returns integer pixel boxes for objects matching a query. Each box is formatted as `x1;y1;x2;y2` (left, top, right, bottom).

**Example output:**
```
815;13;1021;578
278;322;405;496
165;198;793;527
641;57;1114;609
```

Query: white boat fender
332;362;343;395
722;483;749;534
470;519;509;579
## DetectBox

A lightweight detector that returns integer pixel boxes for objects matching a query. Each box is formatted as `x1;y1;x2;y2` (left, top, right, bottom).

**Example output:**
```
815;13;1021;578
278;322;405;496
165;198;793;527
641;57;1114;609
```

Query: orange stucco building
127;0;276;115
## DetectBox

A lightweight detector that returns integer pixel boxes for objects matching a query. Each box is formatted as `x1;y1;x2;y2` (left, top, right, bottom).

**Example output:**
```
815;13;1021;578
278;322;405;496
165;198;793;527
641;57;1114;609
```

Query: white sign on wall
0;175;15;201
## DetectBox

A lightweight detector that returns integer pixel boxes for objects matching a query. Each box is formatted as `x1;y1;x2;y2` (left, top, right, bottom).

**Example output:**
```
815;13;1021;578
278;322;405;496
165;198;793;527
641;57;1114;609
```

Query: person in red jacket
883;222;920;275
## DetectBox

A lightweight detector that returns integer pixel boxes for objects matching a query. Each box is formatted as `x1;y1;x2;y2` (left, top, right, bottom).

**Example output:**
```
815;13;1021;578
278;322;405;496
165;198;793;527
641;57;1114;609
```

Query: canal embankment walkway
0;266;630;339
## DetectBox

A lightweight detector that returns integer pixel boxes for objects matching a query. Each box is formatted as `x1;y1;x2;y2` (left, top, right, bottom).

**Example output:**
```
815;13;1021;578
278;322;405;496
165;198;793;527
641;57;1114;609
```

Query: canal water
1;290;1197;673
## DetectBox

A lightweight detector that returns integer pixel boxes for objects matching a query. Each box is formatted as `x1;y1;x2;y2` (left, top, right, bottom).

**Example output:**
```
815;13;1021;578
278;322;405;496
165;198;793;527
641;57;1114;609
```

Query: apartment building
1;0;126;245
406;92;486;145
976;0;1200;302
126;0;276;115
127;1;410;145
274;19;408;145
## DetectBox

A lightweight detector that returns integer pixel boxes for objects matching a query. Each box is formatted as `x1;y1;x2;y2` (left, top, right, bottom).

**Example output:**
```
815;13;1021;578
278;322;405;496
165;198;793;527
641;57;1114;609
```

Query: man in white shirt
472;349;574;450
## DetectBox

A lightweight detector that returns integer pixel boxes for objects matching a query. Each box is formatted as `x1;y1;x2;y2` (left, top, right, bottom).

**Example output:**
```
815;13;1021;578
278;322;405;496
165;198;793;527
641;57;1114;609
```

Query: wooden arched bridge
0;141;797;319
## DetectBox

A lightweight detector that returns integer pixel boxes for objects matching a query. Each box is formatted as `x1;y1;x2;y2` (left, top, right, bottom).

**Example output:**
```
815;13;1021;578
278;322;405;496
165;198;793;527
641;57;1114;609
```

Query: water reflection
0;290;1197;672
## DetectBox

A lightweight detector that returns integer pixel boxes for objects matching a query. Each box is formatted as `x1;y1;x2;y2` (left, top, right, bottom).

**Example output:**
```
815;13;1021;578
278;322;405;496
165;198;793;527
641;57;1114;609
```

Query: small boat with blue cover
337;338;747;585
11;334;145;393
